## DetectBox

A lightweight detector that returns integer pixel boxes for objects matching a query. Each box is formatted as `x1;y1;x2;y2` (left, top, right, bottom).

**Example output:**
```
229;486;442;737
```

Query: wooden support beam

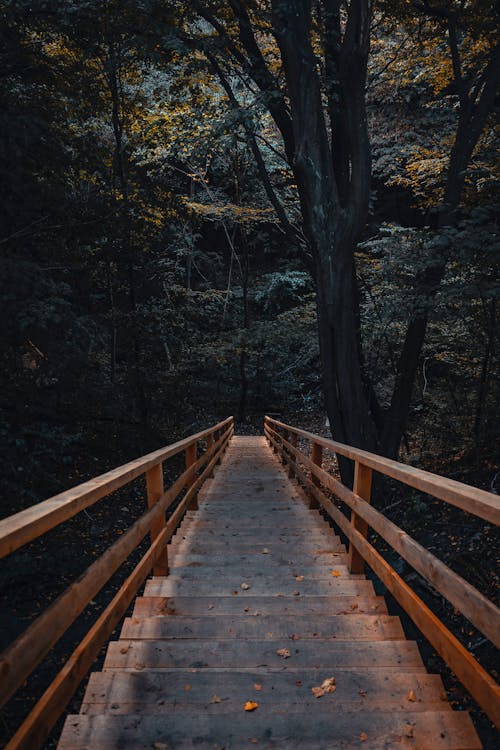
288;433;298;478
206;434;215;477
146;463;168;576
185;443;198;510
348;461;373;574
309;442;323;509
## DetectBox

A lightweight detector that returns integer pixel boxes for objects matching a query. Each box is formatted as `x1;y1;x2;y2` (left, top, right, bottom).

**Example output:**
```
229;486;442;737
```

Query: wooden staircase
56;436;482;749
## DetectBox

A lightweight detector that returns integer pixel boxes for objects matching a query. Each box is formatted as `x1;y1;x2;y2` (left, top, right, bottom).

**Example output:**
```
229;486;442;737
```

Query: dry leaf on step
276;648;291;659
295;575;304;581
360;733;368;742
209;695;221;704
406;690;417;702
184;684;191;692
311;677;336;698
244;701;259;711
262;548;269;554
254;683;263;691
241;582;250;590
331;570;341;577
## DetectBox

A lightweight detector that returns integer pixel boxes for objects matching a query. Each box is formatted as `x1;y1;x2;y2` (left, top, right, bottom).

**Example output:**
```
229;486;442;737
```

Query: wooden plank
103;638;427;671
120;614;405;641
265;417;499;524
143;578;375;598
149;565;357;581
0;417;233;558
132;595;388;617
57;710;481;749
348;461;372;574
81;669;447;710
146;463;168;576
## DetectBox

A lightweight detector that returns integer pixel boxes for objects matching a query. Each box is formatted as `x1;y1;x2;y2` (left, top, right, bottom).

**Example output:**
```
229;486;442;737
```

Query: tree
184;0;499;479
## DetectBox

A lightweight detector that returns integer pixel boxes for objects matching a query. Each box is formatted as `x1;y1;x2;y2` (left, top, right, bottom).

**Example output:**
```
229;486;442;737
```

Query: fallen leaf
360;732;368;742
153;743;169;750
311;677;336;698
210;695;221;704
184;684;191;692
232;590;239;595
254;683;262;691
293;590;300;596
406;690;417;702
350;603;358;610
358;689;367;697
295;680;302;687
119;647;128;654
321;677;336;692
241;582;250;590
244;607;250;612
291;633;300;641
208;604;214;610
295;575;304;581
331;570;341;577
244;701;259;711
262;548;269;554
276;648;291;659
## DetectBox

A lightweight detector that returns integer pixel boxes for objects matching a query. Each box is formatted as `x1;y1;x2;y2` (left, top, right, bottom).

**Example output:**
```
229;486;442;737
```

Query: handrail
0;416;233;559
1;417;234;750
266;417;499;524
264;415;500;728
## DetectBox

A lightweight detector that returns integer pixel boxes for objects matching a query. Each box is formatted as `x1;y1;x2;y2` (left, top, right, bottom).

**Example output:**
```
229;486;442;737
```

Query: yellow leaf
331;570;341;577
184;684;191;692
244;701;259;711
360;732;368;741
407;690;417;702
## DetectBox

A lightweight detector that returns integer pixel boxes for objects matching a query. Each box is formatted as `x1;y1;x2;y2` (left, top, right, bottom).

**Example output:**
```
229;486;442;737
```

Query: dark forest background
1;0;498;514
0;2;499;745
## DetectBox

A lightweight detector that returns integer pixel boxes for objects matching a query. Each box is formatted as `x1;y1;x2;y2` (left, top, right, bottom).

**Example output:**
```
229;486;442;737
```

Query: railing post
309;442;323;509
146;463;168;576
185;441;198;509
206;433;215;476
281;429;289;464
288;433;297;478
348;461;373;574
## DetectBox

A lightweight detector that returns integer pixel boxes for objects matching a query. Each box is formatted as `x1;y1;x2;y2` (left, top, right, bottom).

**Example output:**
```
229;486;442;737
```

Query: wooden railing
264;415;500;728
0;417;234;750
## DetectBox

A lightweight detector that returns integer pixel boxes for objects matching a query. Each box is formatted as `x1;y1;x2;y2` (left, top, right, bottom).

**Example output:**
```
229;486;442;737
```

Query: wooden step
132;595;388;617
103;638;427;671
120;614;405;641
167;542;347;556
58;710;481;749
144;577;374;597
167;552;348;567
80;669;448;714
158;564;358;578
